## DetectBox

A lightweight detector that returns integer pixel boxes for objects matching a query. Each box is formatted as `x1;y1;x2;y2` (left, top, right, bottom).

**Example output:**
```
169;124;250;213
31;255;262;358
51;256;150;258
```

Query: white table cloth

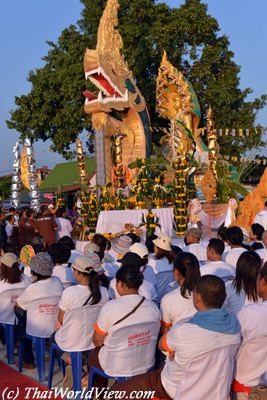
96;208;175;237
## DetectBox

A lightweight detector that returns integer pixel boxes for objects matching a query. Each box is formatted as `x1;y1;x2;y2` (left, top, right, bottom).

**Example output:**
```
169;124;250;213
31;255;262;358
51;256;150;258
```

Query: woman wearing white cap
0;253;30;341
0;253;30;295
148;235;175;301
51;253;109;389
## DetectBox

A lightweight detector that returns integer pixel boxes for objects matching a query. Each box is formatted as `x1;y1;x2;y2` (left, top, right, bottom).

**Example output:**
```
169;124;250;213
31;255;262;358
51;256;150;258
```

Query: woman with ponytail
52;253;109;389
56;253;109;325
160;252;201;334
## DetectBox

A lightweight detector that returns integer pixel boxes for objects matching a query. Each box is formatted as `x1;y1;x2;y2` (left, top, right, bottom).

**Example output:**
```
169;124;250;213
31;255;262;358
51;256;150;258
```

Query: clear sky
0;0;266;176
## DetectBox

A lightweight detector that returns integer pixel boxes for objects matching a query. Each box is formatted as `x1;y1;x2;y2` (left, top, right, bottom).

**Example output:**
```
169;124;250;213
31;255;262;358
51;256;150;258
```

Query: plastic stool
18;334;46;382
48;342;90;392
1;323;15;364
88;366;127;391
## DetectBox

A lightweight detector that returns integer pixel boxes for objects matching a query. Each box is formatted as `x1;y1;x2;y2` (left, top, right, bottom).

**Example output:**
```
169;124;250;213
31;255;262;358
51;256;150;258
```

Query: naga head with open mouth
83;0;146;115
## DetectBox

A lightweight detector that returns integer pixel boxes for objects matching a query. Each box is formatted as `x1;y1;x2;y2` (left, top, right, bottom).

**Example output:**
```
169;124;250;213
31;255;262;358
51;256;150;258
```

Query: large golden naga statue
83;0;151;185
156;51;205;153
235;166;267;231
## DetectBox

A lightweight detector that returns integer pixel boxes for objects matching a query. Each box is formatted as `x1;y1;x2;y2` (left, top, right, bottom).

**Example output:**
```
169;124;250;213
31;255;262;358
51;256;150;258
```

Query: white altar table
96;208;175;237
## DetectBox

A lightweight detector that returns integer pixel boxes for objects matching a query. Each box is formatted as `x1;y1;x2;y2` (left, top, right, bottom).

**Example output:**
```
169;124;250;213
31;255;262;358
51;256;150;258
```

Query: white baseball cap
129;243;149;259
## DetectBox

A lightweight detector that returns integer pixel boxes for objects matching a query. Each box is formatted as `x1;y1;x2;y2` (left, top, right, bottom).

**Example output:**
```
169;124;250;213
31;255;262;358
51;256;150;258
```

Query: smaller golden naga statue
156;51;203;152
235;166;267;231
76;139;88;186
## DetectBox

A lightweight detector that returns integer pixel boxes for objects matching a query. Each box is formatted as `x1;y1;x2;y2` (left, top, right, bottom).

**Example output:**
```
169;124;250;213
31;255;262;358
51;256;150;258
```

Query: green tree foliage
7;0;266;158
0;176;12;200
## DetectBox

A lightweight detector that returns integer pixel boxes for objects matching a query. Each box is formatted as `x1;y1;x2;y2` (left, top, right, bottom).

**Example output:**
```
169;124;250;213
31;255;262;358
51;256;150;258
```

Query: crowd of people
0;201;267;400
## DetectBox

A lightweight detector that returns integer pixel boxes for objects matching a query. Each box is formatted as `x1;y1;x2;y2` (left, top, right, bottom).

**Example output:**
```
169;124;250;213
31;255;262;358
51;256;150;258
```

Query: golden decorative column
76;139;88;187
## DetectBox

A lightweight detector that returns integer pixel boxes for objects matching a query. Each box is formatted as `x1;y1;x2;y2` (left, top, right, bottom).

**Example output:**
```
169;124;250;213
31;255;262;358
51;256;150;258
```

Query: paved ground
0;342;64;389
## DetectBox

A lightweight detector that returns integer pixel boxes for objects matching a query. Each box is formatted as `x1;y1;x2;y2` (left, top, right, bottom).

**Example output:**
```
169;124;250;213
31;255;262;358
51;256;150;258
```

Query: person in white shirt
201;238;235;282
48;243;76;287
253;200;267;230
111;275;241;400
149;235;175;301
109;252;157;302
0;252;29;294
223;226;247;268
55;208;73;239
184;227;207;262
5;215;14;243
58;236;83;265
256;230;267;263
89;264;160;389
160;252;200;333
232;262;267;399
91;234;114;264
15;253;63;368
50;255;109;389
0;252;30;347
249;223;264;251
129;242;156;286
224;251;262;314
218;225;231;253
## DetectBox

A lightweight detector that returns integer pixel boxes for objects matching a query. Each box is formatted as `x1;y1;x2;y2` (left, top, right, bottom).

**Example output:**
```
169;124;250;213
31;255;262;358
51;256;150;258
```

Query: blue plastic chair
1;323;15;364
48;342;90;392
18;334;46;382
88;366;127;391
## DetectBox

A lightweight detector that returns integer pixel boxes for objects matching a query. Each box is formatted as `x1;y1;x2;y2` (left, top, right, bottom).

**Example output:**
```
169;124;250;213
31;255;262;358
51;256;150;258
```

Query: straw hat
153;234;172;251
112;235;132;255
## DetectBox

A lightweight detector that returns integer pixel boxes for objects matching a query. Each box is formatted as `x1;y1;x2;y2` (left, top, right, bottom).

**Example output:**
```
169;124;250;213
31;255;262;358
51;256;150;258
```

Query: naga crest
83;0;146;114
156;52;201;133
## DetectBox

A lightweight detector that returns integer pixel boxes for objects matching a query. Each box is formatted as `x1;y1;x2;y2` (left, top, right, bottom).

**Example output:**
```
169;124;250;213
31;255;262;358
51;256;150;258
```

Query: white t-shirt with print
56;217;73;239
184;243;207;261
223;280;257;314
56;285;109;352
160;288;197;328
223;247;246;268
201;260;235;281
235;302;267;387
161;323;241;399
0;276;30;295
108;278;157;302
17;276;64;310
0;278;30;324
59;284;109;311
95;294;160;377
52;264;76;287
